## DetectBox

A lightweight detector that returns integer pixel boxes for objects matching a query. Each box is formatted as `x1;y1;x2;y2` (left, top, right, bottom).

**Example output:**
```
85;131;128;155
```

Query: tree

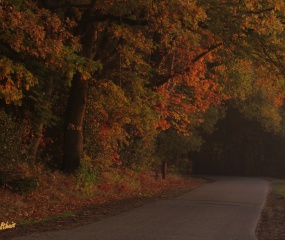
0;0;91;164
59;0;223;172
62;1;101;172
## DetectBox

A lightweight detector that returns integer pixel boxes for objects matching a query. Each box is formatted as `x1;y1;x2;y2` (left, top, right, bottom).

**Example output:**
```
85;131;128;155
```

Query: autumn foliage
1;0;285;223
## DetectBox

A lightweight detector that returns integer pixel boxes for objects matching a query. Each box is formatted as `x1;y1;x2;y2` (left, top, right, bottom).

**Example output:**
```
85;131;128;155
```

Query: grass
270;178;285;198
18;211;76;226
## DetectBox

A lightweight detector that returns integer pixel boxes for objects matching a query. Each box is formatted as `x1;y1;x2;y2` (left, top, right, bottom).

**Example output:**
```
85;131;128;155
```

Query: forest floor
256;178;285;240
0;171;206;240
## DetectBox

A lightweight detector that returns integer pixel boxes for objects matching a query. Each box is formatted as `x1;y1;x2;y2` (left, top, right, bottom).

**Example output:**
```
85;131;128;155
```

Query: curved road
13;176;269;240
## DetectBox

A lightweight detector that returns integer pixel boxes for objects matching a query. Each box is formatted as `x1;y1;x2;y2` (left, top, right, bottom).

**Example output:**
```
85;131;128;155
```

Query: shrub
75;154;98;196
0;109;25;167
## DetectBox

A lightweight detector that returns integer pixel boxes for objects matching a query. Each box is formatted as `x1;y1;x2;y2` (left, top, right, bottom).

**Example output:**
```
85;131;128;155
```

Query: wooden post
162;162;167;180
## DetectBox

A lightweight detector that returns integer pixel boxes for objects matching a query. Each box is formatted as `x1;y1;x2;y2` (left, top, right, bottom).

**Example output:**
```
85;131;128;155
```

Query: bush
120;135;157;170
0;109;25;167
75;154;98;196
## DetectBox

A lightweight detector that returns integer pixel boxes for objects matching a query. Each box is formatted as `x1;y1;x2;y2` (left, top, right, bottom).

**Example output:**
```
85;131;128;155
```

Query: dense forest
192;107;285;177
1;0;285;192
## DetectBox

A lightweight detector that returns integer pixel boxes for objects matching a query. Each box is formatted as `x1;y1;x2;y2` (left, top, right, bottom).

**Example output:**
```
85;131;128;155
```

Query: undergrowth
0;164;203;224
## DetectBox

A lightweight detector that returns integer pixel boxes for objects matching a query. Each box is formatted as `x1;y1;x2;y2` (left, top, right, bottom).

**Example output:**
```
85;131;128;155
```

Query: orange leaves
1;2;46;57
0;0;84;109
0;0;81;75
154;51;225;135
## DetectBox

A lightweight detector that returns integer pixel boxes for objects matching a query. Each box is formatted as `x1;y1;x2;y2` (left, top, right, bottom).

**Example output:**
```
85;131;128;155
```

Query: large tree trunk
63;72;88;172
62;23;95;173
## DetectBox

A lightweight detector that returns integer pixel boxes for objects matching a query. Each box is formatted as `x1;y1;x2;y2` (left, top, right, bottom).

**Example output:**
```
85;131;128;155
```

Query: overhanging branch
149;42;223;88
192;43;223;63
90;13;148;26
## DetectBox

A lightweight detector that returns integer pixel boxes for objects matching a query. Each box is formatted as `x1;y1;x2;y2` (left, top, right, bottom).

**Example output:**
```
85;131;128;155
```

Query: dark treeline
192;107;285;178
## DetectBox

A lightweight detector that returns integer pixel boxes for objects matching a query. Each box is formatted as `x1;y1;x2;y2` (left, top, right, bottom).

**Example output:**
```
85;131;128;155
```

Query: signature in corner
0;221;16;230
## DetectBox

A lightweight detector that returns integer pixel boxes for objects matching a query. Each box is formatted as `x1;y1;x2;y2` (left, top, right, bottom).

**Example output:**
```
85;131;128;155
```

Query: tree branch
90;14;148;26
248;8;274;15
192;43;223;63
149;42;223;88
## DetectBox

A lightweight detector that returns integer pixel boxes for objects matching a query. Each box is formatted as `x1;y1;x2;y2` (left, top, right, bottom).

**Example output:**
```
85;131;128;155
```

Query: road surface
12;176;269;240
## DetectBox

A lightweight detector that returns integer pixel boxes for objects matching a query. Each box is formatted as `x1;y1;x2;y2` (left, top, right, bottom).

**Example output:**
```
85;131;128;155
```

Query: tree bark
62;22;95;173
63;72;88;172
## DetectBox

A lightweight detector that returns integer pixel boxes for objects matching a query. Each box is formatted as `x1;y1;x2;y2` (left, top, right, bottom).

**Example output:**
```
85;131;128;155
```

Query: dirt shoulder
256;182;285;240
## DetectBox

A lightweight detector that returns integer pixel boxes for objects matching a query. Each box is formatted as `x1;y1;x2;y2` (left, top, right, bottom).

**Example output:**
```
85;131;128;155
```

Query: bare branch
149;42;223;88
192;43;223;63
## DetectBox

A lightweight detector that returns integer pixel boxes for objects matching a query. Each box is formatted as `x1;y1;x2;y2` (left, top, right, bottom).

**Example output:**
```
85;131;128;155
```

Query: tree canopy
1;0;285;177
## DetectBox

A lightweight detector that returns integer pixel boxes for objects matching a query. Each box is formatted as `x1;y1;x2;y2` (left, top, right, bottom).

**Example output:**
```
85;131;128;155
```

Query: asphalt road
12;176;269;240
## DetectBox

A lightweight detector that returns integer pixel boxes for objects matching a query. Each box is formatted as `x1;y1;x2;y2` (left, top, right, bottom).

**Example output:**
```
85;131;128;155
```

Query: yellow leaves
0;57;37;104
0;82;23;105
245;1;255;11
242;0;285;35
111;25;152;59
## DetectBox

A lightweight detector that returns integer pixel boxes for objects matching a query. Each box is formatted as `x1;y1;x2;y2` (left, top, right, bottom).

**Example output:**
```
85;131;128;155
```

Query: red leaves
0;168;203;223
